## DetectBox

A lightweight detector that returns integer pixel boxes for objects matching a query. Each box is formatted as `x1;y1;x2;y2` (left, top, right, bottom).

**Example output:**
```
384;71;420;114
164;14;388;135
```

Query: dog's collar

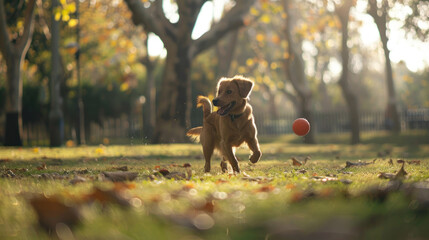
229;112;244;122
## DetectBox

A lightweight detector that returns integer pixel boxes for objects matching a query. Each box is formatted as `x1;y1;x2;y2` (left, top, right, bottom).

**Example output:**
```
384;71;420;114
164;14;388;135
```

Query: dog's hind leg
201;136;215;173
221;141;240;173
220;158;228;173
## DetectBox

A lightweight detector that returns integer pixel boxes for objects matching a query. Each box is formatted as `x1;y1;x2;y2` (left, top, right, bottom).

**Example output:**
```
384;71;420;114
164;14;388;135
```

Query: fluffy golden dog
187;76;261;173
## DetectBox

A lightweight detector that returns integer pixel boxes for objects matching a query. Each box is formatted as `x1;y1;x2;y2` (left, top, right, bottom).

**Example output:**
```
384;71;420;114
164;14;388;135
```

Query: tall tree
140;34;158;141
124;0;255;143
0;0;36;146
335;0;360;144
282;0;315;144
367;0;401;132
49;0;64;147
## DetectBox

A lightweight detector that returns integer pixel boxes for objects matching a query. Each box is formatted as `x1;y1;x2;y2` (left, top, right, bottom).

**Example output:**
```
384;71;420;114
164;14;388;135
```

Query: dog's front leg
246;137;262;164
221;141;240;173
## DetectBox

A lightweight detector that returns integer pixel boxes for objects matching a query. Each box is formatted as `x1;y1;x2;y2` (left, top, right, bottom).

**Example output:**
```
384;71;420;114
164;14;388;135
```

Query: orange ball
292;118;310;136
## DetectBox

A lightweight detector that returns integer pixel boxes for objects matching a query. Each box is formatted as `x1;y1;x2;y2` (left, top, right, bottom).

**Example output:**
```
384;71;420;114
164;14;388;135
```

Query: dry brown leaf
29;194;80;232
378;162;407;180
82;187;131;208
254;185;275;193
291;157;302;166
113;166;128;171
37;163;47;170
69;176;87;185
408;160;421;165
378;172;396;180
312;176;338;182
395;162;408;180
345;161;371;168
102;171;138;182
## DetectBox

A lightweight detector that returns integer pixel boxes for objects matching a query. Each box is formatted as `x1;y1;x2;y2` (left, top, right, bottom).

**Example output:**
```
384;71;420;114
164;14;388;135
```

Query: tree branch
124;0;176;43
189;0;255;58
177;0;206;37
0;0;13;57
16;0;36;55
35;0;51;40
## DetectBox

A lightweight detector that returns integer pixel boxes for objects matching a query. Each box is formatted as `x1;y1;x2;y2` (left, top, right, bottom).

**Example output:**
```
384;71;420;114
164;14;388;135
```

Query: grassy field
1;131;429;239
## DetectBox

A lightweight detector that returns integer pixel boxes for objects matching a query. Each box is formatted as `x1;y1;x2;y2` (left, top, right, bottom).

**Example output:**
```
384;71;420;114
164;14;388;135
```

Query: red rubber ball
292;118;310;136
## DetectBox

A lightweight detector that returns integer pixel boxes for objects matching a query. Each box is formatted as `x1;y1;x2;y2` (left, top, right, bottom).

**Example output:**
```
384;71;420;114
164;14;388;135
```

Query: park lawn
0;131;429;239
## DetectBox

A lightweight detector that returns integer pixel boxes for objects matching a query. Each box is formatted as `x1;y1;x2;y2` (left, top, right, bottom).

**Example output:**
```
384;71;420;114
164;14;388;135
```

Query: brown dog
187;76;261;173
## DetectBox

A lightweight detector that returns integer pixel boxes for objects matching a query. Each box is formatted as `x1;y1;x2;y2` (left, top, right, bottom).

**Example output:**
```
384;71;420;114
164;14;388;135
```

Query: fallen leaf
215;179;229;185
291;157;303;166
290;190;317;203
0;158;11;163
2;169;16;178
37;163;47;170
407;160;421;165
113;166;128;171
182;183;195;190
395;161;408;180
344;161;371;168
28;194;80;232
82;187;131;208
340;179;353;185
164;171;188;180
378;172;396;180
303;156;311;164
242;176;273;183
69;176;87;185
378;162;408;181
193;198;216;213
102;171;138;182
183;163;192;168
113;182;136;191
254;185;275;193
312;176;338;182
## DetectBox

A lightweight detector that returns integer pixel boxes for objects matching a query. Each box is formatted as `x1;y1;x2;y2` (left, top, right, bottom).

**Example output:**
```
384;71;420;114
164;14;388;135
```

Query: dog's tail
186;127;202;142
186;96;211;142
196;95;212;119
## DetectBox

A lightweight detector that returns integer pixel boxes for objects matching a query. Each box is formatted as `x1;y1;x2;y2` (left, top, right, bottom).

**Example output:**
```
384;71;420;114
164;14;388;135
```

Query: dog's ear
233;77;254;98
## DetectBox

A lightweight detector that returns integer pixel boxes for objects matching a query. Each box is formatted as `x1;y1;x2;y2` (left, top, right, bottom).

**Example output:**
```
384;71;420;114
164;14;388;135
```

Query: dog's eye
226;90;232;94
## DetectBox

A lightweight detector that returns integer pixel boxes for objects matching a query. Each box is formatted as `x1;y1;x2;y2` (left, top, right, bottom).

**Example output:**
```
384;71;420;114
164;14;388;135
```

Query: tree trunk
153;46;192;143
4;55;23;146
49;0;64;147
283;0;315;144
381;37;401;132
368;0;401;133
0;0;36;146
142;64;156;141
123;0;255;143
337;0;360;144
141;35;157;141
215;30;239;78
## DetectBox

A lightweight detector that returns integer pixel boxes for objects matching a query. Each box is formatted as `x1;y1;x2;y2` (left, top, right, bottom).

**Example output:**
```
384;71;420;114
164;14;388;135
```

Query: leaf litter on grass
1;136;429;239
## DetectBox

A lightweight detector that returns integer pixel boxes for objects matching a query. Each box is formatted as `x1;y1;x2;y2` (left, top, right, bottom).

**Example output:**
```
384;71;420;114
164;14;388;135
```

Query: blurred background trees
0;0;428;146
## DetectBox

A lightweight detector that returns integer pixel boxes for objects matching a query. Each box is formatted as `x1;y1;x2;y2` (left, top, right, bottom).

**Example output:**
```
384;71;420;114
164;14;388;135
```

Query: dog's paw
249;151;261;163
220;161;228;173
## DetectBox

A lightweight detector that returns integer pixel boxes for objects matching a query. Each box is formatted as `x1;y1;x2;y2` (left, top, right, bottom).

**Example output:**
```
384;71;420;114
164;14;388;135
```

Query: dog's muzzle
216;101;236;116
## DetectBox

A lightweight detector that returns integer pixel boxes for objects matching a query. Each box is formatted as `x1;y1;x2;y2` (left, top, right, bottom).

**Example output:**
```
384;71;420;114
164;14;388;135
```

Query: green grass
1;131;429;239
